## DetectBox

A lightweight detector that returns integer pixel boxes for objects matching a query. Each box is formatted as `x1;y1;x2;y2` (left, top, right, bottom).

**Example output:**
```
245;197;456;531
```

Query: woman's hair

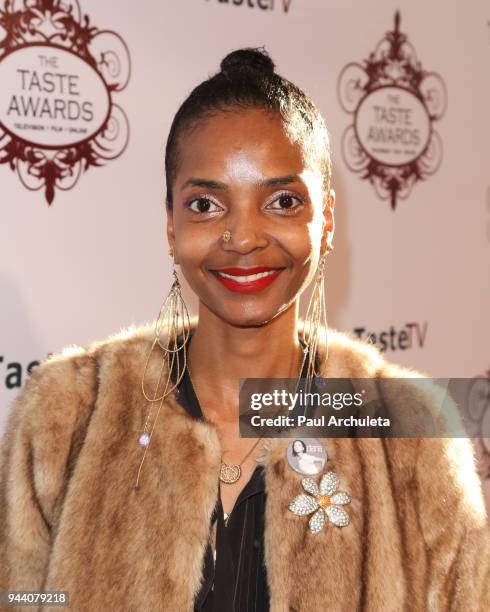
165;47;331;207
292;439;307;456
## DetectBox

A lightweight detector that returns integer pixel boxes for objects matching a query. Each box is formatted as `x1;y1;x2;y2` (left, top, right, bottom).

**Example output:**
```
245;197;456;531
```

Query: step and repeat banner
1;1;489;507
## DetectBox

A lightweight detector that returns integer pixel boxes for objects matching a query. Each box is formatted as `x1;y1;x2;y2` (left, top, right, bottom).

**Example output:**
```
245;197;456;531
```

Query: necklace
186;339;309;485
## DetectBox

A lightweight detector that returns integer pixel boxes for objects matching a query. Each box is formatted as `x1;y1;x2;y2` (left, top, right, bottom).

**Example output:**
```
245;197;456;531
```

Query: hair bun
220;47;275;77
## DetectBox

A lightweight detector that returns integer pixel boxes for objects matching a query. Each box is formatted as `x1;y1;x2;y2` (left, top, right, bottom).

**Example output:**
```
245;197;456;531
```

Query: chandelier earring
302;248;331;394
133;257;191;491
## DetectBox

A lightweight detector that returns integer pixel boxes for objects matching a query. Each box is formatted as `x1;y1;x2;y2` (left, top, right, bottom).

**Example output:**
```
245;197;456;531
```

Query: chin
206;299;295;329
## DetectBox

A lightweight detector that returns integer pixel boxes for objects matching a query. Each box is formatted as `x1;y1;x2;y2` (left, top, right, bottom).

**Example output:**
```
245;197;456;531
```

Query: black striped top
170;357;271;612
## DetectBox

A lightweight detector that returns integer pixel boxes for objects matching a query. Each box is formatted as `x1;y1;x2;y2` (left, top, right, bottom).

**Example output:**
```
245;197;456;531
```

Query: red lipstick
210;266;285;293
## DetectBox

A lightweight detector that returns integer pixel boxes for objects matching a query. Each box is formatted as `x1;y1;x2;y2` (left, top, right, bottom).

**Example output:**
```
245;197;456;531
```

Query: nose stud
222;230;232;243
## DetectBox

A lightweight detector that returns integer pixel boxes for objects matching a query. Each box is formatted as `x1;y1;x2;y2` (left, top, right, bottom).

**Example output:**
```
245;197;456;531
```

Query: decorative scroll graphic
337;12;446;209
0;0;130;204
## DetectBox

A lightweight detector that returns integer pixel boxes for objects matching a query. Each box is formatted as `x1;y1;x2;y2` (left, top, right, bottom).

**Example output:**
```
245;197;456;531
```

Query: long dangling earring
302;245;332;394
133;249;191;491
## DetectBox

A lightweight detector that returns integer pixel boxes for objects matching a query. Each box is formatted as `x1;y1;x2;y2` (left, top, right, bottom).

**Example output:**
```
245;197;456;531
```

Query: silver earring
302;252;329;393
134;264;191;491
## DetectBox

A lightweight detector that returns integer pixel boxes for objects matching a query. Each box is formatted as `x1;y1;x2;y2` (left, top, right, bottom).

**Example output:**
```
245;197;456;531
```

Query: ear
321;189;335;256
165;200;178;263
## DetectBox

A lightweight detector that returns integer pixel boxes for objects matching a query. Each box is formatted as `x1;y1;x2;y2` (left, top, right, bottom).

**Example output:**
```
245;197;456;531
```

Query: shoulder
325;329;483;482
322;326;409;378
325;326;437;407
47;321;154;376
0;322;157;527
6;322;155;442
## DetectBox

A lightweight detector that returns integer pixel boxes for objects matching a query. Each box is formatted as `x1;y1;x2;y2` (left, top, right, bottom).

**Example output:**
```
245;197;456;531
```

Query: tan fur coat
1;317;489;611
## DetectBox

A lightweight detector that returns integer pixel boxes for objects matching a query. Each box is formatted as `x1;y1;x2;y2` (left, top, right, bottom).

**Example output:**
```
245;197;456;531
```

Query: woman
291;440;323;475
1;48;489;611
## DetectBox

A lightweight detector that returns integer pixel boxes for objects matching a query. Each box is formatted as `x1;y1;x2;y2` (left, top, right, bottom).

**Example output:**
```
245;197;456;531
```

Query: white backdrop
1;0;489;506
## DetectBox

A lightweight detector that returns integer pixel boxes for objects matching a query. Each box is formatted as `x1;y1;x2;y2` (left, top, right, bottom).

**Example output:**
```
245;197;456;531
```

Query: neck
186;302;304;421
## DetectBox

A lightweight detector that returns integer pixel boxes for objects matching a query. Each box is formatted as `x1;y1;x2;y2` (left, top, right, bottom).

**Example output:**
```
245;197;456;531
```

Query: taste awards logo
0;0;130;204
337;12;446;209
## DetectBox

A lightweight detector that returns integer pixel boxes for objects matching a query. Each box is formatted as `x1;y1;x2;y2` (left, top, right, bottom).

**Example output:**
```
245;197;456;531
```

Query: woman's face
293;440;305;455
167;107;334;327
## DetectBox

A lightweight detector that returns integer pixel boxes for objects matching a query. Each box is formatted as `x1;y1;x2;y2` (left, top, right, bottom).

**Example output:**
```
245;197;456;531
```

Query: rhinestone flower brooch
288;471;352;534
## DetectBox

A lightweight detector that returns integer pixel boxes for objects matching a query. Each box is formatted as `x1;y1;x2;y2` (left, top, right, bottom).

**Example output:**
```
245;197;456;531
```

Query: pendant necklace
186;341;309;485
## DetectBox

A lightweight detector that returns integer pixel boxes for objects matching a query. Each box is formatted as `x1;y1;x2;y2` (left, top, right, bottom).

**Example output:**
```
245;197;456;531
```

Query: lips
210;266;285;293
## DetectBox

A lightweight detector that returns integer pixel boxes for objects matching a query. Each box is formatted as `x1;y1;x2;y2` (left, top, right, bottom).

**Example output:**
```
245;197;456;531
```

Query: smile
210;266;285;293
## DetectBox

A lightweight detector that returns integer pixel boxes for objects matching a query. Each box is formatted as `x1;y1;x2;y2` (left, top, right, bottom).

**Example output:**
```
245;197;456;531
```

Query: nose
221;206;269;254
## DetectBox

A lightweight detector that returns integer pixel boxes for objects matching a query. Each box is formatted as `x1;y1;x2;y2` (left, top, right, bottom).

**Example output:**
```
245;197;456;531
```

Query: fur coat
1;317;489;612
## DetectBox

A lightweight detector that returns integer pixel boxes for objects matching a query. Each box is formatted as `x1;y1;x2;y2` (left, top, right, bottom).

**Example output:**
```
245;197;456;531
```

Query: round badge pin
286;438;327;476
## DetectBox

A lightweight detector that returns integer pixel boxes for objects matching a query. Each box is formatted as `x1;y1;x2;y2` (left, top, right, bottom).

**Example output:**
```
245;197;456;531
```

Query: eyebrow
179;175;303;191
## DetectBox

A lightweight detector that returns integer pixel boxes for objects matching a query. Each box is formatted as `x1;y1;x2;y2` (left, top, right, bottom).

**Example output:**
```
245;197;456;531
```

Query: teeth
216;270;280;283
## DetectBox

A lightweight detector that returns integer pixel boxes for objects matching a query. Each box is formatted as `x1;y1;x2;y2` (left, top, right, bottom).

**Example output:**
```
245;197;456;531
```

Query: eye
186;196;223;215
265;192;304;214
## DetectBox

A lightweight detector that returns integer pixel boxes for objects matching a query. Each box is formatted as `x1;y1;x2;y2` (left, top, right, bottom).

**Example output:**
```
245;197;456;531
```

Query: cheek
172;219;213;277
307;219;324;254
286;215;324;272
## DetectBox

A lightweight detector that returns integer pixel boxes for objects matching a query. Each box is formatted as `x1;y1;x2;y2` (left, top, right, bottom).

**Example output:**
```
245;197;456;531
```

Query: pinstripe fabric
170;356;271;611
199;465;270;611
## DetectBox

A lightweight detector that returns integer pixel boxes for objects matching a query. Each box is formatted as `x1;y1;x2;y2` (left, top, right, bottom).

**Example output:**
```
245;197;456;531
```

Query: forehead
175;108;307;182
